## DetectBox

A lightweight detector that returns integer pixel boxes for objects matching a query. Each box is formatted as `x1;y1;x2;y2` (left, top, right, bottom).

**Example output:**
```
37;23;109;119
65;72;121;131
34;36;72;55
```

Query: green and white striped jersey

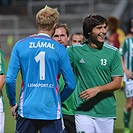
120;36;133;82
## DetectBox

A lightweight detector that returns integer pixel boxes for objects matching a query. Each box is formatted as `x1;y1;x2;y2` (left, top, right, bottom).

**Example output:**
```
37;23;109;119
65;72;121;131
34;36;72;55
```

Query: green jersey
59;74;75;115
67;43;123;118
120;36;133;82
0;50;6;112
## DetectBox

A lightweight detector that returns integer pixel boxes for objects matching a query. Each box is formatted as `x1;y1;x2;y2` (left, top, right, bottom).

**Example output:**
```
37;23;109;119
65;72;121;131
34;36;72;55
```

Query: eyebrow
53;34;66;37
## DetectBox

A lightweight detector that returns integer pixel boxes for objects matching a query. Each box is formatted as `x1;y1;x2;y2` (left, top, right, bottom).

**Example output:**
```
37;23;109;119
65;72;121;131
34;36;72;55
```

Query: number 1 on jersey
35;52;45;80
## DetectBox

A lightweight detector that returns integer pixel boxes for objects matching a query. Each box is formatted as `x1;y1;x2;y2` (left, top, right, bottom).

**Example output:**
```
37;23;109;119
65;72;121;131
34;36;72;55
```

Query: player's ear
53;23;57;29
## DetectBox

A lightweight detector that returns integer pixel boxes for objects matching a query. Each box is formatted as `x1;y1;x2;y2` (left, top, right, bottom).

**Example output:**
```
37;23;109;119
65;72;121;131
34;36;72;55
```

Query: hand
11;103;18;120
79;87;100;100
125;69;133;79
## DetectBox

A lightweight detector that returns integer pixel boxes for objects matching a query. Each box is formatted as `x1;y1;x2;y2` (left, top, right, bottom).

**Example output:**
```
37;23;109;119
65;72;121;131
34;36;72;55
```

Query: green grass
3;75;21;133
3;59;133;133
3;58;21;133
114;89;133;133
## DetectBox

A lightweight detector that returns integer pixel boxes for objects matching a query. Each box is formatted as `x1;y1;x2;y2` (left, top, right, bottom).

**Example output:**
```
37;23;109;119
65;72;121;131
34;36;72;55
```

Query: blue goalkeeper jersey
6;33;76;120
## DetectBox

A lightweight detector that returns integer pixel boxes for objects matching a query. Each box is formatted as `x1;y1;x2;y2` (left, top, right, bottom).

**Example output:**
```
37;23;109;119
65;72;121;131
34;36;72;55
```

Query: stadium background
0;0;133;132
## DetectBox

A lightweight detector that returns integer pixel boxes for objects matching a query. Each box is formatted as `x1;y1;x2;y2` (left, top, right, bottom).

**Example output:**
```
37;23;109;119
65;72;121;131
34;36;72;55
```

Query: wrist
98;86;103;93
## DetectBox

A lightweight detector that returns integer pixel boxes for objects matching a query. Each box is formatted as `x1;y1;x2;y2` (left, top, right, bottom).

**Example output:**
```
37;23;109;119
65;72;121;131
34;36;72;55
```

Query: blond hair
36;5;59;31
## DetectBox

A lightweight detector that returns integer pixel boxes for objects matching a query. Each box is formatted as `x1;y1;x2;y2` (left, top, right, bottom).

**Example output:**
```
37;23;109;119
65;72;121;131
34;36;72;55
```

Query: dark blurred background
0;0;133;57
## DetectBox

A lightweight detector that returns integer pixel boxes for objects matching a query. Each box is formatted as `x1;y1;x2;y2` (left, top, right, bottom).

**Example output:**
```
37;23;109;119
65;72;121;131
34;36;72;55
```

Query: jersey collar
37;33;50;37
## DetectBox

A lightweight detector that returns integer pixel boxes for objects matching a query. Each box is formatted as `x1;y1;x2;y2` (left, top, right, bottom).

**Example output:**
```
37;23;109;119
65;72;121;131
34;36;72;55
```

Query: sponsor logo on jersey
79;58;85;63
28;83;54;88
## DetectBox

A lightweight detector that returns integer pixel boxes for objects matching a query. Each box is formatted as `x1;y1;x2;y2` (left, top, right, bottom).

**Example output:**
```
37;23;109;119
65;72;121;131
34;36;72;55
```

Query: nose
102;27;107;33
57;36;62;40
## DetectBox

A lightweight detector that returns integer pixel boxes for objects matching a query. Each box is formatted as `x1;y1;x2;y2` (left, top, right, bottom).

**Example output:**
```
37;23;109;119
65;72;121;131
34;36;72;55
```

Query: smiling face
83;14;109;49
90;23;108;43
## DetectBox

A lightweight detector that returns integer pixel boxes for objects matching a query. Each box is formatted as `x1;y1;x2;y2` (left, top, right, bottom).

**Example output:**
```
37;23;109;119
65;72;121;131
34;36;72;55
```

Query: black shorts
63;114;76;133
16;114;65;133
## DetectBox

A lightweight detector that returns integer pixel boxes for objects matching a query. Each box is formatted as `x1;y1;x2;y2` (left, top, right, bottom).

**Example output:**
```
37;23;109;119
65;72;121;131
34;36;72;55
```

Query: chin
100;40;104;43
